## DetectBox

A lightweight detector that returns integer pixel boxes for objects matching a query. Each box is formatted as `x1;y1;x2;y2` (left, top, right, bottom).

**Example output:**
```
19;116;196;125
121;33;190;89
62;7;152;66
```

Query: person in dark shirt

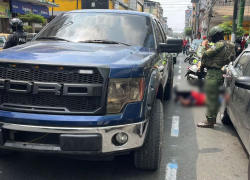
235;36;243;58
3;18;27;49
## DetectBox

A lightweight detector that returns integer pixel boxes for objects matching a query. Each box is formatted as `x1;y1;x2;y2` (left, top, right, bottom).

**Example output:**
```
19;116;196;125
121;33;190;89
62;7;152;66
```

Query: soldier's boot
197;119;216;128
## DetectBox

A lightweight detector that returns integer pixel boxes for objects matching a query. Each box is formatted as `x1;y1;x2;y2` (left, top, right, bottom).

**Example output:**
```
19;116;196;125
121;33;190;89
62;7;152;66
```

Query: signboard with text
0;2;10;18
11;0;49;18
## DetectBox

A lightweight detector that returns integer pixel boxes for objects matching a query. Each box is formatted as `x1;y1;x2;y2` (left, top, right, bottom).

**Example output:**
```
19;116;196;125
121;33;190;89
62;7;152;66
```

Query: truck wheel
220;107;232;124
134;99;163;170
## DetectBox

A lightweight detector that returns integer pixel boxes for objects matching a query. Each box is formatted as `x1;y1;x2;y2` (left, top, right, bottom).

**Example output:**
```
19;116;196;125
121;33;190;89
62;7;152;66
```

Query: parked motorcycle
185;64;207;85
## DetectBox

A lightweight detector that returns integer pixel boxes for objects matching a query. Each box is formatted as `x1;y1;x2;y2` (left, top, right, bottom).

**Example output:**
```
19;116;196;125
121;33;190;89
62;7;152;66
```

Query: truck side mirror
159;39;182;53
235;77;250;90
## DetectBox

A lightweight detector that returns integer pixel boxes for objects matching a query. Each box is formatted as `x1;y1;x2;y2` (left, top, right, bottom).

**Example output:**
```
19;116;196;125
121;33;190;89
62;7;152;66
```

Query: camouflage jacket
201;40;235;69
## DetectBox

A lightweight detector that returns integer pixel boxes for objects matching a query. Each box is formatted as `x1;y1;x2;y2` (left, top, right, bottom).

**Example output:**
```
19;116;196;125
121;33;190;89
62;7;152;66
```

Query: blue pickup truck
0;10;181;170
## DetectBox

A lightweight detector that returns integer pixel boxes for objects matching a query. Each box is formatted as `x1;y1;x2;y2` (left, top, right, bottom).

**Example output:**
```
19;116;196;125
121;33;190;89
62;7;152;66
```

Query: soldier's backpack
202;40;235;69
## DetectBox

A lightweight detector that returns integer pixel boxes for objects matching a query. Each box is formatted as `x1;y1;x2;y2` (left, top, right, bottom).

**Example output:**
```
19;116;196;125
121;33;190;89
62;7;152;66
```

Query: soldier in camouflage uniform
197;26;235;128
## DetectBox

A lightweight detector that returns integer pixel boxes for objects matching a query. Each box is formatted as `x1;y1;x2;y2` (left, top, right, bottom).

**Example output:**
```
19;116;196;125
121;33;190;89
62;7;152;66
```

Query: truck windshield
35;13;155;48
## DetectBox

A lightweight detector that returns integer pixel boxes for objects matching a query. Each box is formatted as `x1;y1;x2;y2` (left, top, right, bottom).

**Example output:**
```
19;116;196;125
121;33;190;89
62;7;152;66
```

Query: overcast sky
157;0;192;33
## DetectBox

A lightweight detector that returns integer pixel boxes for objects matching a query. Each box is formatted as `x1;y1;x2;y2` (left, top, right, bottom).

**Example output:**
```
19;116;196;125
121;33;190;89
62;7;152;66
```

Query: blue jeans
183;47;186;54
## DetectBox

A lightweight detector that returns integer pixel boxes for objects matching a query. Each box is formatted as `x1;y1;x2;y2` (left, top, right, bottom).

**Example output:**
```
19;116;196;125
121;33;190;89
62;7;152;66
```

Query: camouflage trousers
205;69;224;123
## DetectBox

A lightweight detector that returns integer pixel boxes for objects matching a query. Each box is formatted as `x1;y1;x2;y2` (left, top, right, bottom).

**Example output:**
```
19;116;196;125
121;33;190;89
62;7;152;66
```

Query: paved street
0;54;248;180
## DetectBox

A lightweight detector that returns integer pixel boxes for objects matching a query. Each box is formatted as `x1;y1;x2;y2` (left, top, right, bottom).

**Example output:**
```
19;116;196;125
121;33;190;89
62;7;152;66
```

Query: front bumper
0;119;148;154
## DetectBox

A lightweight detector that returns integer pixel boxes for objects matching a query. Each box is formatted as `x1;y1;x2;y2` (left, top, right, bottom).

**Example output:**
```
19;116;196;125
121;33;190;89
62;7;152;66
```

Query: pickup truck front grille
0;92;102;112
0;66;103;84
0;63;108;114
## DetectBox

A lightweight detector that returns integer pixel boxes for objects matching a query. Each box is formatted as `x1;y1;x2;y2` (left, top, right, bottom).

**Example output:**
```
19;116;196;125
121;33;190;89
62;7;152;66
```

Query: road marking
179;66;181;69
178;70;181;74
166;163;178;180
177;75;181;80
171;116;179;137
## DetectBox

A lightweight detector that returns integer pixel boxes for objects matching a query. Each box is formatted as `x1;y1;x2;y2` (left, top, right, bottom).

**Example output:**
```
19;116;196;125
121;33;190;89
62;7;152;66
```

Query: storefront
11;0;50;18
0;2;11;33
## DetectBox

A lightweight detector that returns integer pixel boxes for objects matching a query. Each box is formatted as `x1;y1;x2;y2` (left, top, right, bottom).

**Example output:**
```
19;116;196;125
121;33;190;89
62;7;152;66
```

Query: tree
18;13;46;33
23;26;32;32
218;15;247;38
184;27;192;37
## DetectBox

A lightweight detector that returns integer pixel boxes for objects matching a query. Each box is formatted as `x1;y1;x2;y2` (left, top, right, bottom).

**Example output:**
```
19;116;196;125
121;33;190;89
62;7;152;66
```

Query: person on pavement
174;86;206;106
197;26;235;128
183;38;187;54
3;18;27;49
235;36;243;58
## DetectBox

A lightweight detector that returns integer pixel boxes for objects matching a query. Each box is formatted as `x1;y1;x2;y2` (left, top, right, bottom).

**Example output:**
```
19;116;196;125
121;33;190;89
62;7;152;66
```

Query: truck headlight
107;78;145;114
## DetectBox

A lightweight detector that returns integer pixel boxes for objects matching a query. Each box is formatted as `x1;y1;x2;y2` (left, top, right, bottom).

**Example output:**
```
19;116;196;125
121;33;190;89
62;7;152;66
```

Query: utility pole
238;0;245;27
196;2;200;38
193;5;196;39
206;0;213;37
231;0;239;42
52;0;55;20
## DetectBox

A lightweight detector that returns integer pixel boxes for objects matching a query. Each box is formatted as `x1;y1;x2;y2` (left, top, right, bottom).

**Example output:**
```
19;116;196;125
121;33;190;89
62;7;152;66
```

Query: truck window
153;20;164;43
36;13;155;49
235;52;250;75
156;21;166;43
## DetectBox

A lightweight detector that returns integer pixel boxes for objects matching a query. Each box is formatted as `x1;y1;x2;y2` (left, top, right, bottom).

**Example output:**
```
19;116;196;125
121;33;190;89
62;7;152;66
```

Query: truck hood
0;41;153;68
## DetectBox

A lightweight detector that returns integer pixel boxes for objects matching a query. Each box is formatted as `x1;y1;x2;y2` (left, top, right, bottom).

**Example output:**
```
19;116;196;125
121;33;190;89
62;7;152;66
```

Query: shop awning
19;0;59;7
11;0;56;18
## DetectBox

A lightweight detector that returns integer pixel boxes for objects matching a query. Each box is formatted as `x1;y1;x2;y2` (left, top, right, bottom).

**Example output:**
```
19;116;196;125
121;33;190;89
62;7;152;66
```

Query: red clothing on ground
183;40;187;47
191;91;206;106
241;40;246;49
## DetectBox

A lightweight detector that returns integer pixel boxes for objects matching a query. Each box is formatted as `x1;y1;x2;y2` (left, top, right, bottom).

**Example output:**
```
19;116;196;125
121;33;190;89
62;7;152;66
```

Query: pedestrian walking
3;18;27;49
197;26;235;128
183;38;187;54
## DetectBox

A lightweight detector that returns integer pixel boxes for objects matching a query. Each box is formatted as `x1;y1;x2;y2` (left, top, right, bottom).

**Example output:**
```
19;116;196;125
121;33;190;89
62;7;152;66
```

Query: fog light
112;132;128;146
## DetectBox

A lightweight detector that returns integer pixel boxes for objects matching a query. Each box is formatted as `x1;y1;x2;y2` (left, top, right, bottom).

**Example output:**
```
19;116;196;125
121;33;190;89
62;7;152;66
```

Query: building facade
0;0;11;33
144;0;163;21
200;0;250;39
0;0;58;33
185;9;192;28
50;0;144;17
162;17;168;33
167;28;173;37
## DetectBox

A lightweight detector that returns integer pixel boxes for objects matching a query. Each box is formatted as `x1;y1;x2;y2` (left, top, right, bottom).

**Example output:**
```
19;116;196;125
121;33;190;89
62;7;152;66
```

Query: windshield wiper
79;40;132;46
36;36;71;42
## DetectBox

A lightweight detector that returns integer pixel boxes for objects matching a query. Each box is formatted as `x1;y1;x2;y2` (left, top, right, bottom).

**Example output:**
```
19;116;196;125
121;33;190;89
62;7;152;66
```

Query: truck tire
134;99;163;170
220;108;232;124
